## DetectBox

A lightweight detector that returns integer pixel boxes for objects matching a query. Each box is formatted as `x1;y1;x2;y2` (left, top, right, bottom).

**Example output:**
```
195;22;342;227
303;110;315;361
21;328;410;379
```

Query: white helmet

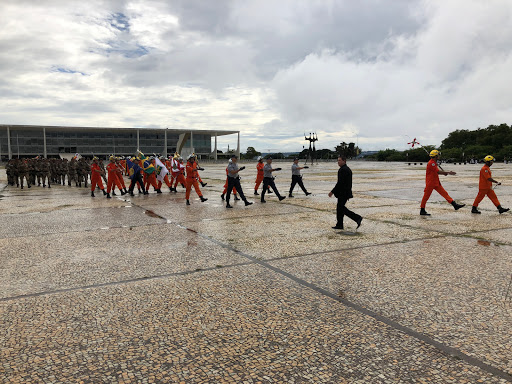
257;156;262;161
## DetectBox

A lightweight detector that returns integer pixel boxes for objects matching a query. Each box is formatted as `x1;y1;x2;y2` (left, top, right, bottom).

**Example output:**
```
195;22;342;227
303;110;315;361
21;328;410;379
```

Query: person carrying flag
155;156;173;192
171;157;186;192
185;154;207;205
127;156;147;196
471;155;510;214
420;150;465;215
138;152;161;194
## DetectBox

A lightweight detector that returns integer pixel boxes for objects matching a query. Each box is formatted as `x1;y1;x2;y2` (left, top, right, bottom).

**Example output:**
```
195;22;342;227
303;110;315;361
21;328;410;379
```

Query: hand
497;182;501;185
239;166;246;171
328;191;333;197
448;171;456;175
274;167;282;171
198;167;205;171
303;166;309;169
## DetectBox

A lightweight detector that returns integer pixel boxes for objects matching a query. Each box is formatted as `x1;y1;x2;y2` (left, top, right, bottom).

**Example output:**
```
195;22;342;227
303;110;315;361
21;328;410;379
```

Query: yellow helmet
109;155;115;161
429;150;440;157
484;155;495;162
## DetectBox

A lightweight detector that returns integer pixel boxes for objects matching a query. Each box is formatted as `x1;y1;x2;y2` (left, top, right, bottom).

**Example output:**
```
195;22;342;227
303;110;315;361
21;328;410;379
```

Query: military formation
4;150;510;230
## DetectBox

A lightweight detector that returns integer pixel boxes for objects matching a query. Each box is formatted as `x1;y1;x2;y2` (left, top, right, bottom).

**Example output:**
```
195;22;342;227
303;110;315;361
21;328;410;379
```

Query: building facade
0;125;240;160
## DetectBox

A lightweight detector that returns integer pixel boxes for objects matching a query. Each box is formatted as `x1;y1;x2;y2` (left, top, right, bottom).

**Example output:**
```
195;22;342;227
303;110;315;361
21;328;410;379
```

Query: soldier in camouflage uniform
28;159;37;186
17;159;31;189
6;159;17;186
77;158;90;187
68;158;78;186
40;158;51;188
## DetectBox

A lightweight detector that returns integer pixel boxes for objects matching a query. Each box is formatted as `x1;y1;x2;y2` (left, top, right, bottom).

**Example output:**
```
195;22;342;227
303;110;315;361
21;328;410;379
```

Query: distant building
0;124;240;160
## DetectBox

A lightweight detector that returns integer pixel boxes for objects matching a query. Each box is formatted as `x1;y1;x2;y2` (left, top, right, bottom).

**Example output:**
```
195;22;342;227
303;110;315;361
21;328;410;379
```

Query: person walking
328;155;362;230
420;150;464;216
225;155;253;208
289;157;311;197
260;157;285;203
471;155;510;214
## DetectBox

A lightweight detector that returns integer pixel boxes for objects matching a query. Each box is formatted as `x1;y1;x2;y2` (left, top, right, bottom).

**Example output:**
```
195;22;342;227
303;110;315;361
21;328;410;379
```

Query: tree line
367;124;512;162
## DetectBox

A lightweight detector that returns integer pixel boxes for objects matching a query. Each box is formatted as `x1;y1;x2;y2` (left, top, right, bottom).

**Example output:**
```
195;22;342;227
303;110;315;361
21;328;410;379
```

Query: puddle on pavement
144;210;166;220
477;240;491;246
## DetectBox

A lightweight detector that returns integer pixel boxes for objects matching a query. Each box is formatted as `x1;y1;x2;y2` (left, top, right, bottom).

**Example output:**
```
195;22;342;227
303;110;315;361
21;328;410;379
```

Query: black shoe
420;208;430;216
220;193;225;201
200;196;208;202
124;189;128;194
129;192;135;196
244;200;253;206
234;195;240;201
278;196;286;201
121;190;126;195
181;183;185;188
169;187;173;193
48;185;51;188
451;201;465;210
498;206;510;214
254;190;259;195
261;199;266;203
288;194;294;198
201;182;207;187
226;203;233;208
156;189;162;194
91;191;95;197
106;193;111;199
186;199;190;205
356;217;363;229
332;225;343;230
138;189;142;194
112;191;117;196
144;191;149;195
102;189;107;195
471;206;481;214
305;192;312;196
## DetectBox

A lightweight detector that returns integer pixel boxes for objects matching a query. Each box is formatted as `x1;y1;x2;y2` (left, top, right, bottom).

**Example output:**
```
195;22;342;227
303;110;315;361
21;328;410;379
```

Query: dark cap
293;157;299;161
231;154;238;159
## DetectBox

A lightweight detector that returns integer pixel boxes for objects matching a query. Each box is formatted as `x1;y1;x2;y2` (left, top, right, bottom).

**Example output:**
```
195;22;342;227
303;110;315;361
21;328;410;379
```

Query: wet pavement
1;160;511;383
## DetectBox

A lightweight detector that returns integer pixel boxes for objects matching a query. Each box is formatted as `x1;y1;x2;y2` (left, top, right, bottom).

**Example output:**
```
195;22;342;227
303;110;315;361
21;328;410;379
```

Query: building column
7;126;12;159
43;127;47;158
190;130;194;153
137;129;140;151
164;129;168;157
214;133;218;161
236;132;240;158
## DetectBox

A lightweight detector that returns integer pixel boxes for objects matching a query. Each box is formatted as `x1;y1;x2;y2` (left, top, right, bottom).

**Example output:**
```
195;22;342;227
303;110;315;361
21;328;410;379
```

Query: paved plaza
1;160;511;383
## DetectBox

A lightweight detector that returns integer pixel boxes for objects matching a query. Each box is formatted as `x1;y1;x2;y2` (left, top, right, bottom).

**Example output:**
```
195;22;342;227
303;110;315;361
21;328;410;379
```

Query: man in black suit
328;155;363;230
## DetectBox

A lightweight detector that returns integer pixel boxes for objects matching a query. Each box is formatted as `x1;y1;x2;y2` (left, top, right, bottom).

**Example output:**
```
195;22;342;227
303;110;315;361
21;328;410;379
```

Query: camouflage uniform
17;160;31;189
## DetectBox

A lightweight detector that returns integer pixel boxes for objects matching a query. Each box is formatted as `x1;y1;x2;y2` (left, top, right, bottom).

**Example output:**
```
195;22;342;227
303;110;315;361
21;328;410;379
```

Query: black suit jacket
331;164;353;199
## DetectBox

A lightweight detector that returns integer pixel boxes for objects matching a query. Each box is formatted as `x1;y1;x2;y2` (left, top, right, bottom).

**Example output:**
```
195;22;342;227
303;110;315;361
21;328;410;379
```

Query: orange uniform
115;162;127;189
255;161;264;191
473;164;500;207
185;161;203;199
106;162;123;193
420;158;453;208
172;161;186;189
90;162;105;191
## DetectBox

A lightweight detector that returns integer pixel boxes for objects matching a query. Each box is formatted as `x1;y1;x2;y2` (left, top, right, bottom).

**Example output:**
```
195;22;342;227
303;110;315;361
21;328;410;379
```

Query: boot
181;183;185;188
102;189;107;196
244;200;253;206
220;193;225;201
123;188;128;194
106;193;111;199
91;191;95;197
201;182;207;187
226;203;233;208
129;191;135;196
186;199;191;205
121;190;126;195
254;190;259;195
498;205;510;214
305;192;312;196
112;191;117;196
288;194;294;198
278;196;286;201
234;195;240;201
169;187;173;193
156;189;162;194
143;191;149;195
420;208;430;216
471;206;481;214
48;184;51;188
200;196;208;202
261;199;266;203
451;201;465;210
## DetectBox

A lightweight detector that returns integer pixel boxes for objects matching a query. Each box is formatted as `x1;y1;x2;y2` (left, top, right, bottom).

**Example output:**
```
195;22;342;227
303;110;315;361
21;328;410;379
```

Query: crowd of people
4;150;510;230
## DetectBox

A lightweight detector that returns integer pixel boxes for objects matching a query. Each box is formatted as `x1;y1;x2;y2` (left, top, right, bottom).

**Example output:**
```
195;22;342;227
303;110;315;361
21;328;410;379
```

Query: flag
154;158;169;182
126;158;141;179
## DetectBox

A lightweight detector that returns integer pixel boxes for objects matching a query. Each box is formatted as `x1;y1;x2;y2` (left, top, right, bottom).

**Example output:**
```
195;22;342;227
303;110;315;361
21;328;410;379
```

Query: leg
420;186;434;208
433;185;453;203
289;176;298;196
473;190;487;207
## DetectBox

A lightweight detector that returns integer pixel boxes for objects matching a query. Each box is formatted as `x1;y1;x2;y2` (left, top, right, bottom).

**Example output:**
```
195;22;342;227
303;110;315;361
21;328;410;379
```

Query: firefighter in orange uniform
90;156;107;197
172;157;186;192
106;156;125;198
115;157;128;194
185;154;207;205
254;156;271;195
471;155;509;214
420;150;465;215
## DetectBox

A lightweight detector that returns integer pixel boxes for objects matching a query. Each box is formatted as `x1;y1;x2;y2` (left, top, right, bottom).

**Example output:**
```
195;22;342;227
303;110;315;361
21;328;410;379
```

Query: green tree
245;146;261;159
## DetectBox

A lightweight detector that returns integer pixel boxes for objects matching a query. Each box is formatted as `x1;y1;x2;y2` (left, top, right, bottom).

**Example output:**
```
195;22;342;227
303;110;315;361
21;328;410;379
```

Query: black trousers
128;172;146;193
226;177;246;203
336;197;361;228
289;175;307;195
261;177;281;200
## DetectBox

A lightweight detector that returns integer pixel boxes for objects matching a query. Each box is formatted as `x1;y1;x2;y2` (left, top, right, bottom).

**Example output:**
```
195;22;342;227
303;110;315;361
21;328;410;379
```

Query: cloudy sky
1;0;512;153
